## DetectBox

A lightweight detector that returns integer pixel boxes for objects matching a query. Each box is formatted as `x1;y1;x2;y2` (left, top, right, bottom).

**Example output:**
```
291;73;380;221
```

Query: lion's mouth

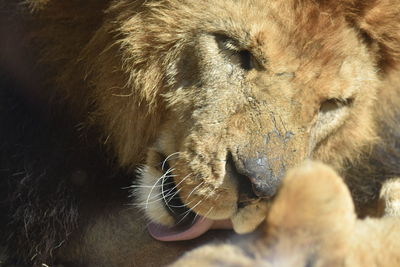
147;214;232;241
147;160;233;241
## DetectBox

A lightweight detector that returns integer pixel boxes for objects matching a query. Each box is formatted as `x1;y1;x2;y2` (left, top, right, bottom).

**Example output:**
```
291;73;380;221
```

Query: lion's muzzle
226;150;284;205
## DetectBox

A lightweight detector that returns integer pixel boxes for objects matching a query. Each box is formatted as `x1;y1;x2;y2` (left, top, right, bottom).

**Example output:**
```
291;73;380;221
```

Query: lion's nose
227;153;285;200
237;156;284;198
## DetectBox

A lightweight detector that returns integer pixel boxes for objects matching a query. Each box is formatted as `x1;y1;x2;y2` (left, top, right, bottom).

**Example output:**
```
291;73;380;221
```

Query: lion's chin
148;216;232;241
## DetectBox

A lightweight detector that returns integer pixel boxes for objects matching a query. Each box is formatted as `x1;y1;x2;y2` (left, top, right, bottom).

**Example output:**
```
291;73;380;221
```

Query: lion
1;0;400;266
172;161;400;267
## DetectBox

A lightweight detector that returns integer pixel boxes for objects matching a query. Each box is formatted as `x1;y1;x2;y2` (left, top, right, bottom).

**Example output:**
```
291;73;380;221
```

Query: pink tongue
148;216;232;241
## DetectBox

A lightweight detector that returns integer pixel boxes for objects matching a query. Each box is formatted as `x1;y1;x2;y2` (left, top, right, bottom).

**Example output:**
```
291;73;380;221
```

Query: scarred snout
226;151;285;206
227;129;306;204
235;154;285;198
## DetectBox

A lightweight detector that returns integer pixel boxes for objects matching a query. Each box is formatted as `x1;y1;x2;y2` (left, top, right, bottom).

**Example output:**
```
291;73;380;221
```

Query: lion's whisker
161;152;181;171
165;189;180;204
162;173;192;204
177;199;203;225
128;182;175;189
187;191;216;221
145;167;175;209
185;181;204;201
165;175;191;203
168;173;191;192
162;176;194;212
190;212;201;226
201;206;214;222
134;190;177;206
142;180;178;202
167;199;196;209
162;171;177;214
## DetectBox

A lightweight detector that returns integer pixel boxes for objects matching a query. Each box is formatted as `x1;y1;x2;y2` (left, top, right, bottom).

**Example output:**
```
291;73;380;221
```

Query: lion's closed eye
215;34;261;71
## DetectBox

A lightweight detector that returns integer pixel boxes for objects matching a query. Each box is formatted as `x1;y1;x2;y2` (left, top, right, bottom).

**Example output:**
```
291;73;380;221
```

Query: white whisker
162;169;176;214
145;167;175;209
161;152;181;170
185;181;204;201
162;174;192;213
168;199;196;209
190;212;200;226
163;187;182;206
128;182;175;189
202;206;214;220
177;199;203;225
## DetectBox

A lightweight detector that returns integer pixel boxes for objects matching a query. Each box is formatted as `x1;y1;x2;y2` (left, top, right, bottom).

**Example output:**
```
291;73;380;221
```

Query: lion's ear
348;0;400;71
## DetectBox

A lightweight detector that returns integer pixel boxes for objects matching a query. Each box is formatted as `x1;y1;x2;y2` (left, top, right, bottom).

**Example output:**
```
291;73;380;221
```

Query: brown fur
172;162;400;267
1;0;400;265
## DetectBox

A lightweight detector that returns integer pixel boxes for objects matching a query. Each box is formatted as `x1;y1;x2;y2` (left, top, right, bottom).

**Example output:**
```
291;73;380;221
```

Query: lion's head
78;0;400;238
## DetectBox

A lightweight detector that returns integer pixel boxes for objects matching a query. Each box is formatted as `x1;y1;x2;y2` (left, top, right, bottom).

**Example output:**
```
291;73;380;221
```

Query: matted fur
1;0;400;266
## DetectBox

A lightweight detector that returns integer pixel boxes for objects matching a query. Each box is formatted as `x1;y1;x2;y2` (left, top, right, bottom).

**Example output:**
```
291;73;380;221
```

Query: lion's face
131;0;379;235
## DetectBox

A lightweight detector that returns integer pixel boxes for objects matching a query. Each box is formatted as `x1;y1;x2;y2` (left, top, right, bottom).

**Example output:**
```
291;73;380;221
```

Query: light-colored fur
172;162;400;267
3;0;400;264
125;0;400;232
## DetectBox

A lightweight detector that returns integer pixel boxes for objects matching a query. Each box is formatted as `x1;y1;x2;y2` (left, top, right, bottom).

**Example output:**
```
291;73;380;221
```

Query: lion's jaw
129;0;379;239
